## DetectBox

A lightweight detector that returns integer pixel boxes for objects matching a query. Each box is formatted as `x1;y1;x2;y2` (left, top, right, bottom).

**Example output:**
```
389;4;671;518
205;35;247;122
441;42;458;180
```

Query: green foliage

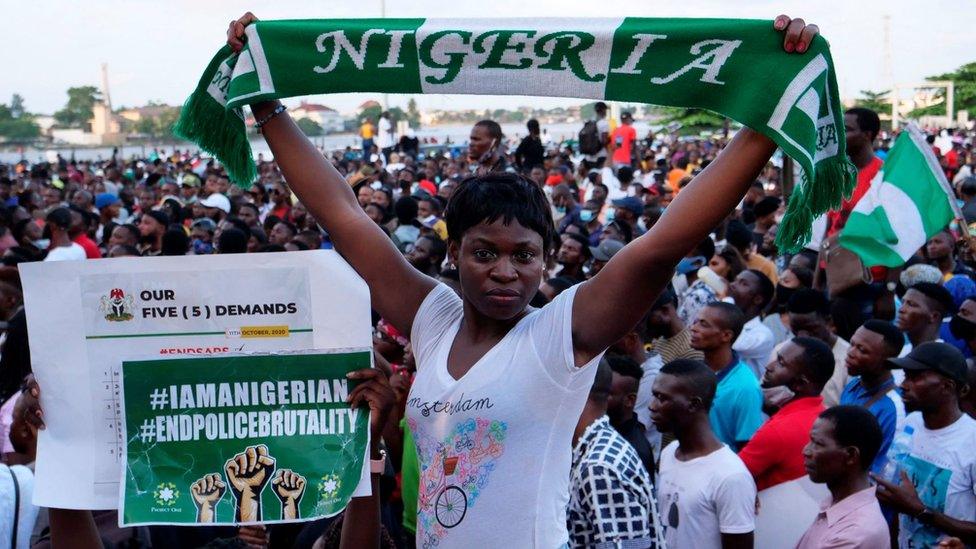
908;62;976;118
388;106;407;123
296;117;324;136
854;89;891;114
9;94;25;118
651;106;725;132
406;98;421;129
358;104;382;124
0;94;40;142
54;85;102;128
129;106;181;139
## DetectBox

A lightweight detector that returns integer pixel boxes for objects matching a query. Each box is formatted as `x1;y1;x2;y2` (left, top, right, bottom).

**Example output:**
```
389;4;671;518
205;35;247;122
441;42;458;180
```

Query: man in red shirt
68;207;102;259
610;111;637;169
826;108;882;237
738;337;834;490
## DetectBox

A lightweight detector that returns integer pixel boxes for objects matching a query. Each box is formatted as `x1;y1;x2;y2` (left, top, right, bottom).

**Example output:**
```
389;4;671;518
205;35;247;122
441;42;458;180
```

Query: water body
0;121;658;164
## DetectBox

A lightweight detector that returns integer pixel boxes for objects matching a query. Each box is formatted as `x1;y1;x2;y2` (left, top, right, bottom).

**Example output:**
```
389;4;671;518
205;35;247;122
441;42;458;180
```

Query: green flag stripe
842;189;925;267
840;124;955;267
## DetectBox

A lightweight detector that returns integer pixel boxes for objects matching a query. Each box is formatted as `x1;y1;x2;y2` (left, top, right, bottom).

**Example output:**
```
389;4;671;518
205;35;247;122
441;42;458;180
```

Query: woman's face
709;254;730;279
452;218;545;321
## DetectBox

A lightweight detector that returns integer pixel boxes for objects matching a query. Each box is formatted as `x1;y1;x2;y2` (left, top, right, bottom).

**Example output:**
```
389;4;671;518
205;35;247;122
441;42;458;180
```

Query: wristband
370;448;387;474
254;104;287;129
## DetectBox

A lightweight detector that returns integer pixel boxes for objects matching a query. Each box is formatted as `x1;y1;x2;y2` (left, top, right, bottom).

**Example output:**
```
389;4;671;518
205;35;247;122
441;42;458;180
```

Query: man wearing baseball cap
872;342;976;548
587;239;624;279
198;192;231;223
181;174;201;204
95;193;123;227
610;196;645;237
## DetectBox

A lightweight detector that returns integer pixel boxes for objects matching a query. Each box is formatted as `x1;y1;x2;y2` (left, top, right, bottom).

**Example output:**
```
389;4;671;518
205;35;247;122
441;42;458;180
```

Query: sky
1;0;972;117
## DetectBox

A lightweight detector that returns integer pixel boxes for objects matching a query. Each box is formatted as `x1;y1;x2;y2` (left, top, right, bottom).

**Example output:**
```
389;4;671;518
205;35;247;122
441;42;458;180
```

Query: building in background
291;101;346;133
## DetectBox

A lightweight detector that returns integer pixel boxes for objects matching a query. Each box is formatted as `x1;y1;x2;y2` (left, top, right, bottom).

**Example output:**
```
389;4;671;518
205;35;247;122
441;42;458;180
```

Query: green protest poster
119;350;371;526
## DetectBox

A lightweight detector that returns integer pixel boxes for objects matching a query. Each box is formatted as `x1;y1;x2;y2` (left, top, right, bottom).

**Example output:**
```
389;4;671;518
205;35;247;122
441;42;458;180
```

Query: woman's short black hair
445;172;556;253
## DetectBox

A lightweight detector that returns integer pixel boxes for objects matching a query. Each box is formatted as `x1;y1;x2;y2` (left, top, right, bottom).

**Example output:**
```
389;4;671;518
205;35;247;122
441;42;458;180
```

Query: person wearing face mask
580;200;604;246
938;276;976;356
948;297;976;357
609;196;644;237
553;184;582;233
190;218;216;255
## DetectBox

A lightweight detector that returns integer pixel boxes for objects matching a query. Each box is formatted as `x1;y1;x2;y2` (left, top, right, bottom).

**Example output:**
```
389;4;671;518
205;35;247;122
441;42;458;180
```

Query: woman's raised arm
230;14;435;334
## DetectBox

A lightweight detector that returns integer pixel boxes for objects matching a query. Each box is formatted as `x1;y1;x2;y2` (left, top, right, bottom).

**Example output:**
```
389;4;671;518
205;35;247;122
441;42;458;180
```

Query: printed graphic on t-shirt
410;417;508;548
660;476;684;545
901;454;952;548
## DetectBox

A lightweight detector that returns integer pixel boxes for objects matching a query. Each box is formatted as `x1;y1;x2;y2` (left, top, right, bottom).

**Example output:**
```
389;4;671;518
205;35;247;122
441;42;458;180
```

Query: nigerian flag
839;124;958;268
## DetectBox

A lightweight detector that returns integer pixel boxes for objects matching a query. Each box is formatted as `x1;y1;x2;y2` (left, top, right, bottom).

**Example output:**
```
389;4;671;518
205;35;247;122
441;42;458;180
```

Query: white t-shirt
895;413;976;549
0;464;37;549
43;242;86;262
406;284;603;548
732;316;775;379
658;442;757;549
377;117;394;149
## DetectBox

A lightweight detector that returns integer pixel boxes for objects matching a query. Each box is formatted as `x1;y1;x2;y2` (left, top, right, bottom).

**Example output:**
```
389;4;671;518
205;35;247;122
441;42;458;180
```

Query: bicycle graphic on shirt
415;418;507;542
429;452;467;528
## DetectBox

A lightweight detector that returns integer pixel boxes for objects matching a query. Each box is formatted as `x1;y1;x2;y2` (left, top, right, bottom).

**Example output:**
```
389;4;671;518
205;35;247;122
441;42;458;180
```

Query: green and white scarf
175;17;855;250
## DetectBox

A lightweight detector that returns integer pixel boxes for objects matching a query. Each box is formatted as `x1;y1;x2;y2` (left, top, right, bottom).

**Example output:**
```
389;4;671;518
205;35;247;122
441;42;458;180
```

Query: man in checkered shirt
568;359;661;548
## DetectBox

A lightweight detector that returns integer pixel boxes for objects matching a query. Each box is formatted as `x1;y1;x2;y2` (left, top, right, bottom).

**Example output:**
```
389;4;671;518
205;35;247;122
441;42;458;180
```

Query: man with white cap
198;192;231;223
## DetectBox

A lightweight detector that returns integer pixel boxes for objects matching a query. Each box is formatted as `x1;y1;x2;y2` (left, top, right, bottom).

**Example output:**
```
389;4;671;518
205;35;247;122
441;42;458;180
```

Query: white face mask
33;239;50;250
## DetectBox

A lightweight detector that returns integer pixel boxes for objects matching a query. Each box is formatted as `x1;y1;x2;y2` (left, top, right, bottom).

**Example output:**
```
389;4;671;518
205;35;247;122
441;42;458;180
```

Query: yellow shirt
360;122;375;139
746;253;779;285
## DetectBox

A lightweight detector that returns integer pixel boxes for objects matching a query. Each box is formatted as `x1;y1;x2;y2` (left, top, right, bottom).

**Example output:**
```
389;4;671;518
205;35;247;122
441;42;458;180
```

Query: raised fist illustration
225;444;276;522
190;473;226;523
273;469;307;519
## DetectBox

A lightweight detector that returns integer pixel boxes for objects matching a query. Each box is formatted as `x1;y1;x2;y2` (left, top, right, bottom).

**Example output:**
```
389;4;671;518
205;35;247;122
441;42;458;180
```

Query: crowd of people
1;13;975;549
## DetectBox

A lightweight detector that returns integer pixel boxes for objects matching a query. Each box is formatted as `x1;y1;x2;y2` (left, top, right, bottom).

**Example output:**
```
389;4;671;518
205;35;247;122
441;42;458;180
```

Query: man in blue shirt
690;302;764;450
839;319;906;473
